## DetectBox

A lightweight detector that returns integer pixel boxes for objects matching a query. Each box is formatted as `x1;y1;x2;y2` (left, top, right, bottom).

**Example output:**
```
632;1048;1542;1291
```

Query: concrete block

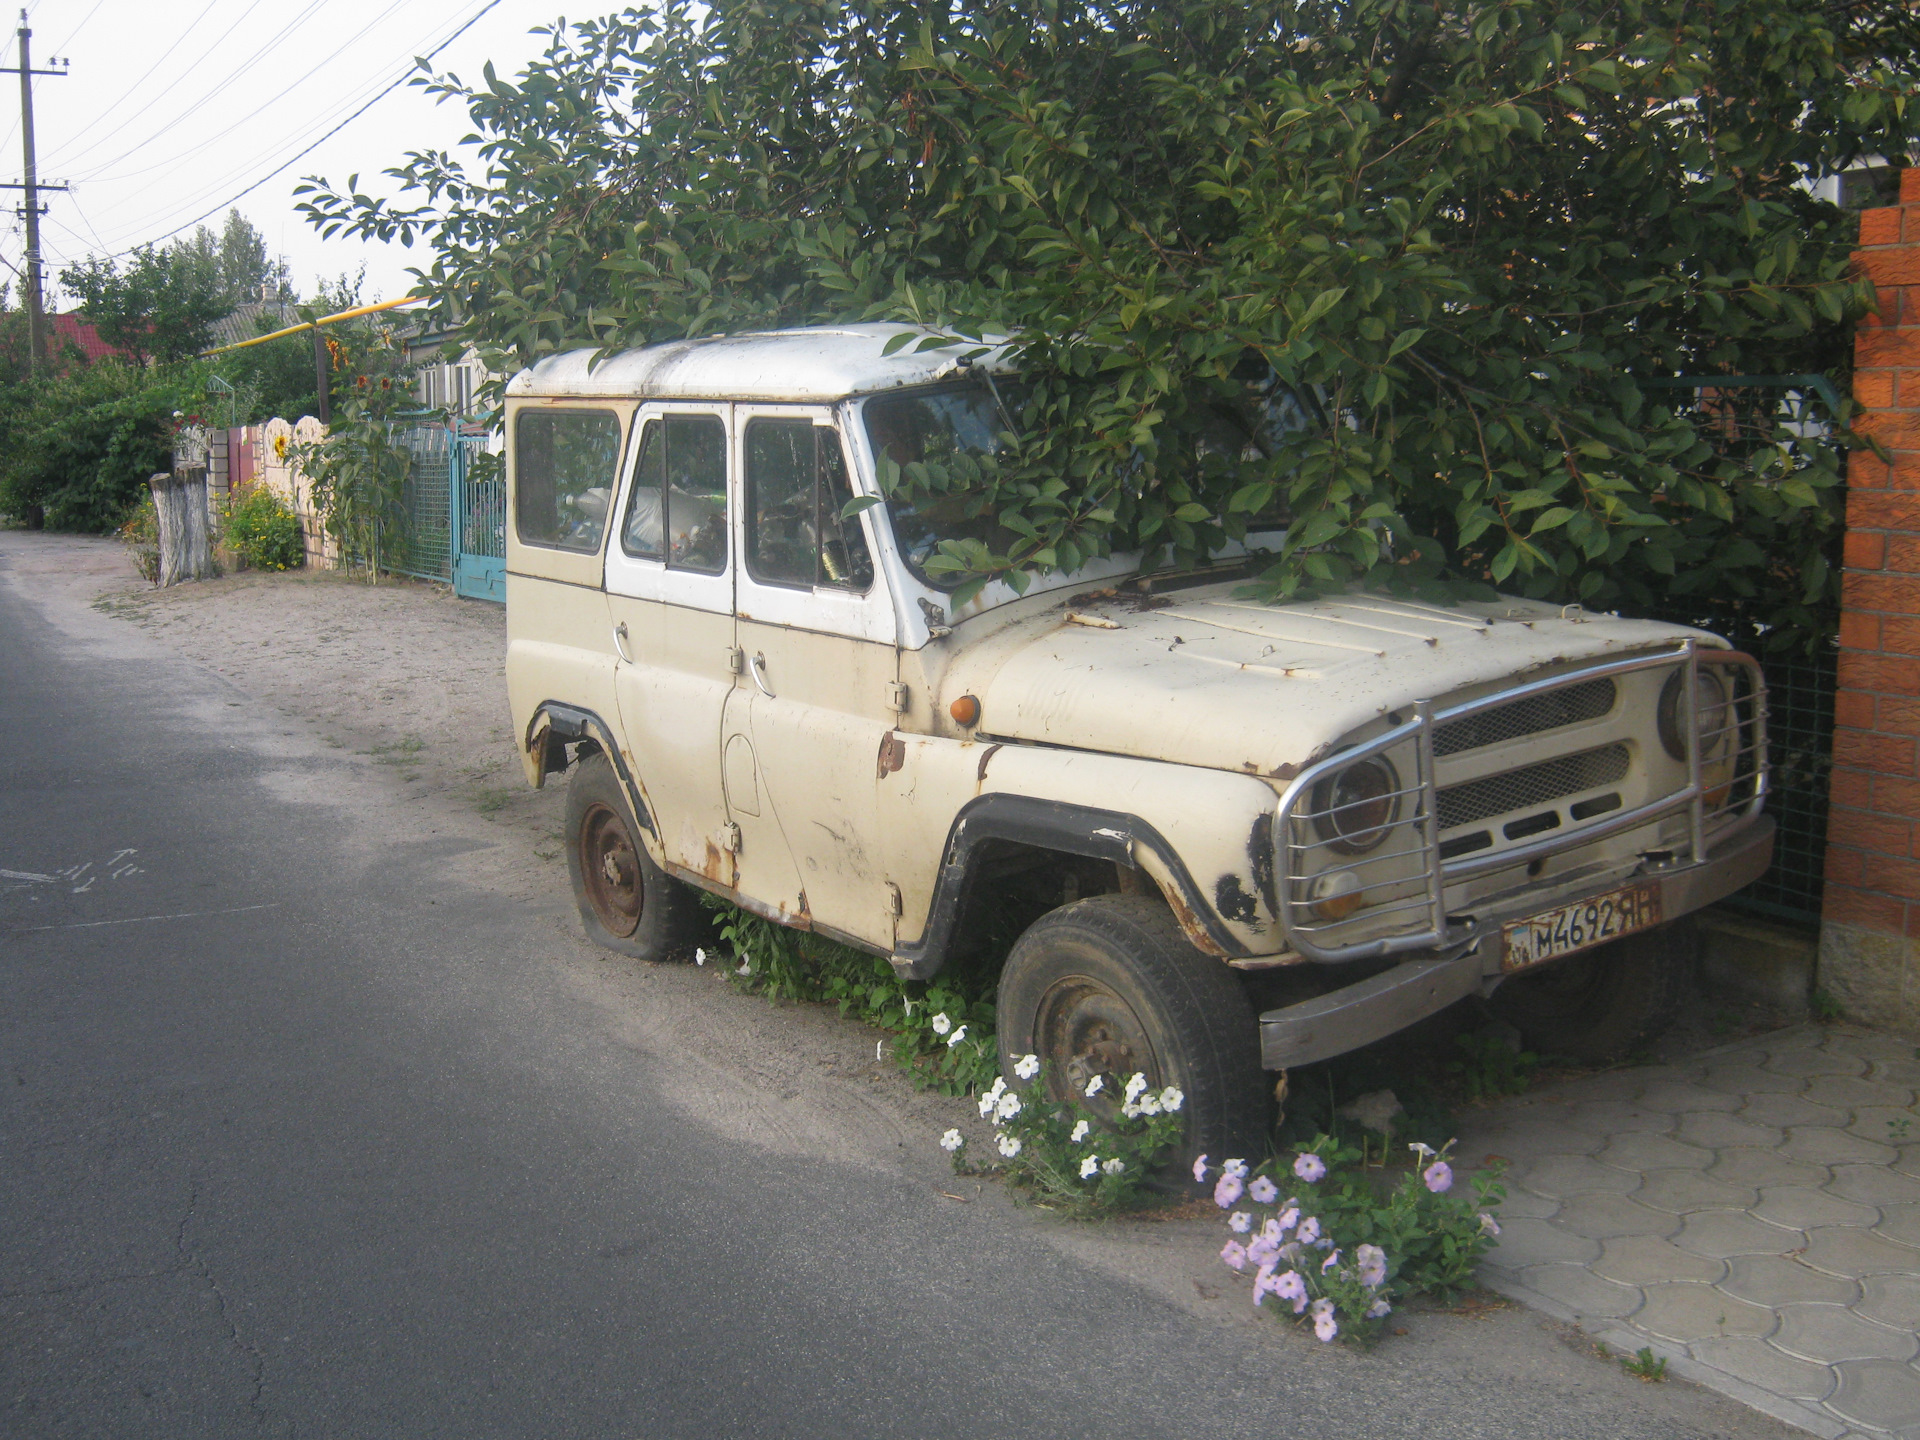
1818;923;1920;1032
1700;908;1817;1017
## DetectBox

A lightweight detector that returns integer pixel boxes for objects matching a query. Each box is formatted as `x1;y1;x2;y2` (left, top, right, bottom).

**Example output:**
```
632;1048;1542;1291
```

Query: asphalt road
0;537;1787;1439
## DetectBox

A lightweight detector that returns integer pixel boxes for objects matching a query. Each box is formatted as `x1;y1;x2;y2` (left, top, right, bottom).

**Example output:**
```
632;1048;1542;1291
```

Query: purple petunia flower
1248;1175;1279;1205
1356;1243;1388;1289
1220;1239;1249;1271
1293;1152;1327;1183
1228;1211;1252;1234
1424;1161;1454;1193
1295;1216;1321;1245
1192;1153;1210;1183
1214;1173;1245;1209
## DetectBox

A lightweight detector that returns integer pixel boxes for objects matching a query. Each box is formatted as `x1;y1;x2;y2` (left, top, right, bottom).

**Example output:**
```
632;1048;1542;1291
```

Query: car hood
959;588;1717;779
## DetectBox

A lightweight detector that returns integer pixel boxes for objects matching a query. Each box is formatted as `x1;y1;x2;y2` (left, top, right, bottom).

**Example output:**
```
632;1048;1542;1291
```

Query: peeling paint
876;732;906;779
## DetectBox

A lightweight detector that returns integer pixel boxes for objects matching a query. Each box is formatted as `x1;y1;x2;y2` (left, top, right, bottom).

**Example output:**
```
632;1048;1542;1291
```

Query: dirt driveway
18;531;1814;1439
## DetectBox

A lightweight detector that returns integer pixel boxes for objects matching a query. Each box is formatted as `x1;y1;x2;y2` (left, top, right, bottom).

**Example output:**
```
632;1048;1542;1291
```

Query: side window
744;418;874;591
620;414;728;573
514;409;622;553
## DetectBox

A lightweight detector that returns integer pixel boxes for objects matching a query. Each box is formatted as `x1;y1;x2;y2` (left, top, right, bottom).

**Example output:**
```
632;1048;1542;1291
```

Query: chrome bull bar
1271;640;1770;964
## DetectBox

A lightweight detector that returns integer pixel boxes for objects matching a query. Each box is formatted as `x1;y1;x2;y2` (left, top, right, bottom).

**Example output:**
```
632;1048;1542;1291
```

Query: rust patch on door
877;731;907;779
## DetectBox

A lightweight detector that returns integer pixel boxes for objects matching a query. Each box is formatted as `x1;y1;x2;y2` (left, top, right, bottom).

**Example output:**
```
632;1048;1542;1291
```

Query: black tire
564;753;702;961
997;895;1269;1171
1488;918;1695;1064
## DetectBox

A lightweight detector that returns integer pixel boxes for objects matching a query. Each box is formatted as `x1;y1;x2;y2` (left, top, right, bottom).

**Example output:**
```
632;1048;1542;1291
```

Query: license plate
1502;883;1662;972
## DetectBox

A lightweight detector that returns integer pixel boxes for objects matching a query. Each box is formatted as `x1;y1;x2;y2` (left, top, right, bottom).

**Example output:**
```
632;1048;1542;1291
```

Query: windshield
862;384;1025;589
861;372;1325;590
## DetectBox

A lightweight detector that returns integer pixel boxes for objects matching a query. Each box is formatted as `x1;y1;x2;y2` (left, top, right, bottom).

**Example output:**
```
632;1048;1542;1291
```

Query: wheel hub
579;802;644;939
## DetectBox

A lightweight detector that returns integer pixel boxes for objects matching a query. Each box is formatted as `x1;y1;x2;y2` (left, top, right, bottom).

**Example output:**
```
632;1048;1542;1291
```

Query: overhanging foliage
300;0;1920;641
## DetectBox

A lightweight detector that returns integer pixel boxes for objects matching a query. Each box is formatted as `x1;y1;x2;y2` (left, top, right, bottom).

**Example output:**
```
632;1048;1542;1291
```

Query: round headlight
1658;668;1731;762
1310;758;1400;855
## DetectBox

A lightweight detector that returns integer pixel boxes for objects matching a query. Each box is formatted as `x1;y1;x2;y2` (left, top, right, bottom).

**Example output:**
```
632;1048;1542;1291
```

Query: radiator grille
1437;743;1632;831
1433;678;1617;757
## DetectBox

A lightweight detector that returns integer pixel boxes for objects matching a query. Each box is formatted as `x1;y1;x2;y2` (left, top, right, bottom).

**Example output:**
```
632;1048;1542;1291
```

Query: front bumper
1257;814;1774;1070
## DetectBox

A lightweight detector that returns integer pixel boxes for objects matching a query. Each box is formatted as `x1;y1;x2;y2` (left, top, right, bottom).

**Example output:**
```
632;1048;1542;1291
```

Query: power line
76;0;432;189
42;0;223;165
58;0;349;178
97;0;503;258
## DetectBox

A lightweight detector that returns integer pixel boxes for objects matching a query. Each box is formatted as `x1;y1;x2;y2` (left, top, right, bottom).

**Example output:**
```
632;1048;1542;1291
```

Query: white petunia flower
947;1025;967;1048
1124;1073;1149;1102
1102;1158;1126;1176
940;1128;964;1152
1013;1054;1040;1080
996;1133;1022;1159
930;1012;952;1036
1224;1158;1250;1180
1070;1119;1091;1143
1138;1094;1163;1116
978;1093;997;1119
1079;1155;1100;1179
995;1091;1022;1121
1085;1075;1105;1098
694;948;707;966
736;960;751;976
1159;1086;1184;1112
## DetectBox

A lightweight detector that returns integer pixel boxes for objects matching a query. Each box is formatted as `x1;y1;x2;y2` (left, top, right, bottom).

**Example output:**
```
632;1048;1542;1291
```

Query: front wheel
996;895;1269;1171
564;753;702;961
1488;919;1695;1063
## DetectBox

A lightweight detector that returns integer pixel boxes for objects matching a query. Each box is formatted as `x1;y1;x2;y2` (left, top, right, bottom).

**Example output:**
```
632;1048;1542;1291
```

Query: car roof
505;324;1010;403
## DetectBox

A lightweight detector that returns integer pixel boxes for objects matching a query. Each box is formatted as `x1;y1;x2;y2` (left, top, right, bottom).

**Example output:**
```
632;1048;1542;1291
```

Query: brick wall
1821;167;1920;1029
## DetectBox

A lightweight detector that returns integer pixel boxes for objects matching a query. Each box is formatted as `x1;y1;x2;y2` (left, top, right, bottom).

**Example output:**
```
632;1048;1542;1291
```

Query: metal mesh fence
391;425;454;583
1639;375;1841;928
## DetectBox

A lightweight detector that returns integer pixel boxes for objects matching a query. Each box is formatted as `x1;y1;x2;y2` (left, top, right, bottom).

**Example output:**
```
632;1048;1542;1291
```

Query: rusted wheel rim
579;801;643;938
1033;976;1163;1122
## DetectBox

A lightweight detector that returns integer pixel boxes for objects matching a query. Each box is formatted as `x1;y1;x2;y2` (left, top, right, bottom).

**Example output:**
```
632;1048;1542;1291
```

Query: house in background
49;312;133;365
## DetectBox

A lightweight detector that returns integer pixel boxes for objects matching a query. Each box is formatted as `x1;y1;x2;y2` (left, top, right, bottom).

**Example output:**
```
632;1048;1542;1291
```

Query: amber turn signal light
950;694;982;726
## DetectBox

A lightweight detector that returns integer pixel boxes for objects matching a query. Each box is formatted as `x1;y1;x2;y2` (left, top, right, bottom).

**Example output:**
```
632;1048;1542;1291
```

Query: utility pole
2;12;69;371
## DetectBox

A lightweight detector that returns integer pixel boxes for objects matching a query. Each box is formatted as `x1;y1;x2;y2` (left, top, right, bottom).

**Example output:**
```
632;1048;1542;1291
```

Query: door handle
613;620;634;664
749;651;776;698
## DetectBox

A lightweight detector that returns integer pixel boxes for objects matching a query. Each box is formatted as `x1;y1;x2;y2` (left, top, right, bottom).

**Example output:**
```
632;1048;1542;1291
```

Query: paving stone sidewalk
1456;1025;1920;1439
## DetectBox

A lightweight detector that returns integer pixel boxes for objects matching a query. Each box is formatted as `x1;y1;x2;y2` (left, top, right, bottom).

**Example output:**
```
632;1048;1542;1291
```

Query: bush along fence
212;417;501;598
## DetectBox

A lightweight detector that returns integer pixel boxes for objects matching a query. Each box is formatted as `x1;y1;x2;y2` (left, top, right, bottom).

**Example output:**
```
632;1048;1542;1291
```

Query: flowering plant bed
1202;1136;1505;1343
942;1056;1185;1218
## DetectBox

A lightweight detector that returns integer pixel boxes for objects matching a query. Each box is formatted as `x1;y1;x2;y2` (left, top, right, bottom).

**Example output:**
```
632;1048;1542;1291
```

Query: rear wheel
996;895;1268;1171
564;753;702;961
1488;919;1695;1063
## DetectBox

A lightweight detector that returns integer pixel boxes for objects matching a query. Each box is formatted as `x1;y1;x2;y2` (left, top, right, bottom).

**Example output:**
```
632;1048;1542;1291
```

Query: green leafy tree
0;360;199;530
59;212;291;366
301;0;1920;644
59;245;228;366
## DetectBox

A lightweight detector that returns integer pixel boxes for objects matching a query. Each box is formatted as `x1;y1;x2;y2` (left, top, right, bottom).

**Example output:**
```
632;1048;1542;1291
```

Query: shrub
117;492;160;583
0;361;194;532
224;486;304;571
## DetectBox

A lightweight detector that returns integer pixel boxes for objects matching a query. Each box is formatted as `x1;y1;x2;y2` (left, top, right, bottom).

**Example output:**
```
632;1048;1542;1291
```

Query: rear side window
621;414;729;574
745;419;873;591
514;409;622;553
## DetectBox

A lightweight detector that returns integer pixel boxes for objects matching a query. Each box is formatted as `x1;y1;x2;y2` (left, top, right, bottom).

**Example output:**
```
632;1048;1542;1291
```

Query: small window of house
620;413;729;573
745;419;873;591
514;409;623;553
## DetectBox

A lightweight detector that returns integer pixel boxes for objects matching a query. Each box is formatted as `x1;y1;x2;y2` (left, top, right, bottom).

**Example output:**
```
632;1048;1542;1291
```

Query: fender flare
890;792;1248;980
523;701;655;835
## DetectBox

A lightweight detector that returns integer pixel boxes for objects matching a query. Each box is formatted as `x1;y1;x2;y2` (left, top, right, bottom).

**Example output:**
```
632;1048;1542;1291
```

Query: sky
5;0;563;313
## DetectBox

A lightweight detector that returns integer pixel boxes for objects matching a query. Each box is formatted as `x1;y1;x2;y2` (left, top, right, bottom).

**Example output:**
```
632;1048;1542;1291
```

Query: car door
729;404;899;948
604;403;748;889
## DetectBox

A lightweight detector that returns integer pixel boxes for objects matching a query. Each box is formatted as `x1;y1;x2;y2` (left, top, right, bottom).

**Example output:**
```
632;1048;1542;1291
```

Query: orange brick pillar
1821;167;1920;1028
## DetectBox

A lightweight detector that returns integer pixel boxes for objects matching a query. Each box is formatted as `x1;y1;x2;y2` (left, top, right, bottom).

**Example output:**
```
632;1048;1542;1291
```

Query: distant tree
58;212;291;366
59;245;228;365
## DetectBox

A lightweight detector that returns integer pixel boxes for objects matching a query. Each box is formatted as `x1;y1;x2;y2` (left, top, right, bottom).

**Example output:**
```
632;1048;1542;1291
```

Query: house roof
506;324;1011;403
50;312;130;364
